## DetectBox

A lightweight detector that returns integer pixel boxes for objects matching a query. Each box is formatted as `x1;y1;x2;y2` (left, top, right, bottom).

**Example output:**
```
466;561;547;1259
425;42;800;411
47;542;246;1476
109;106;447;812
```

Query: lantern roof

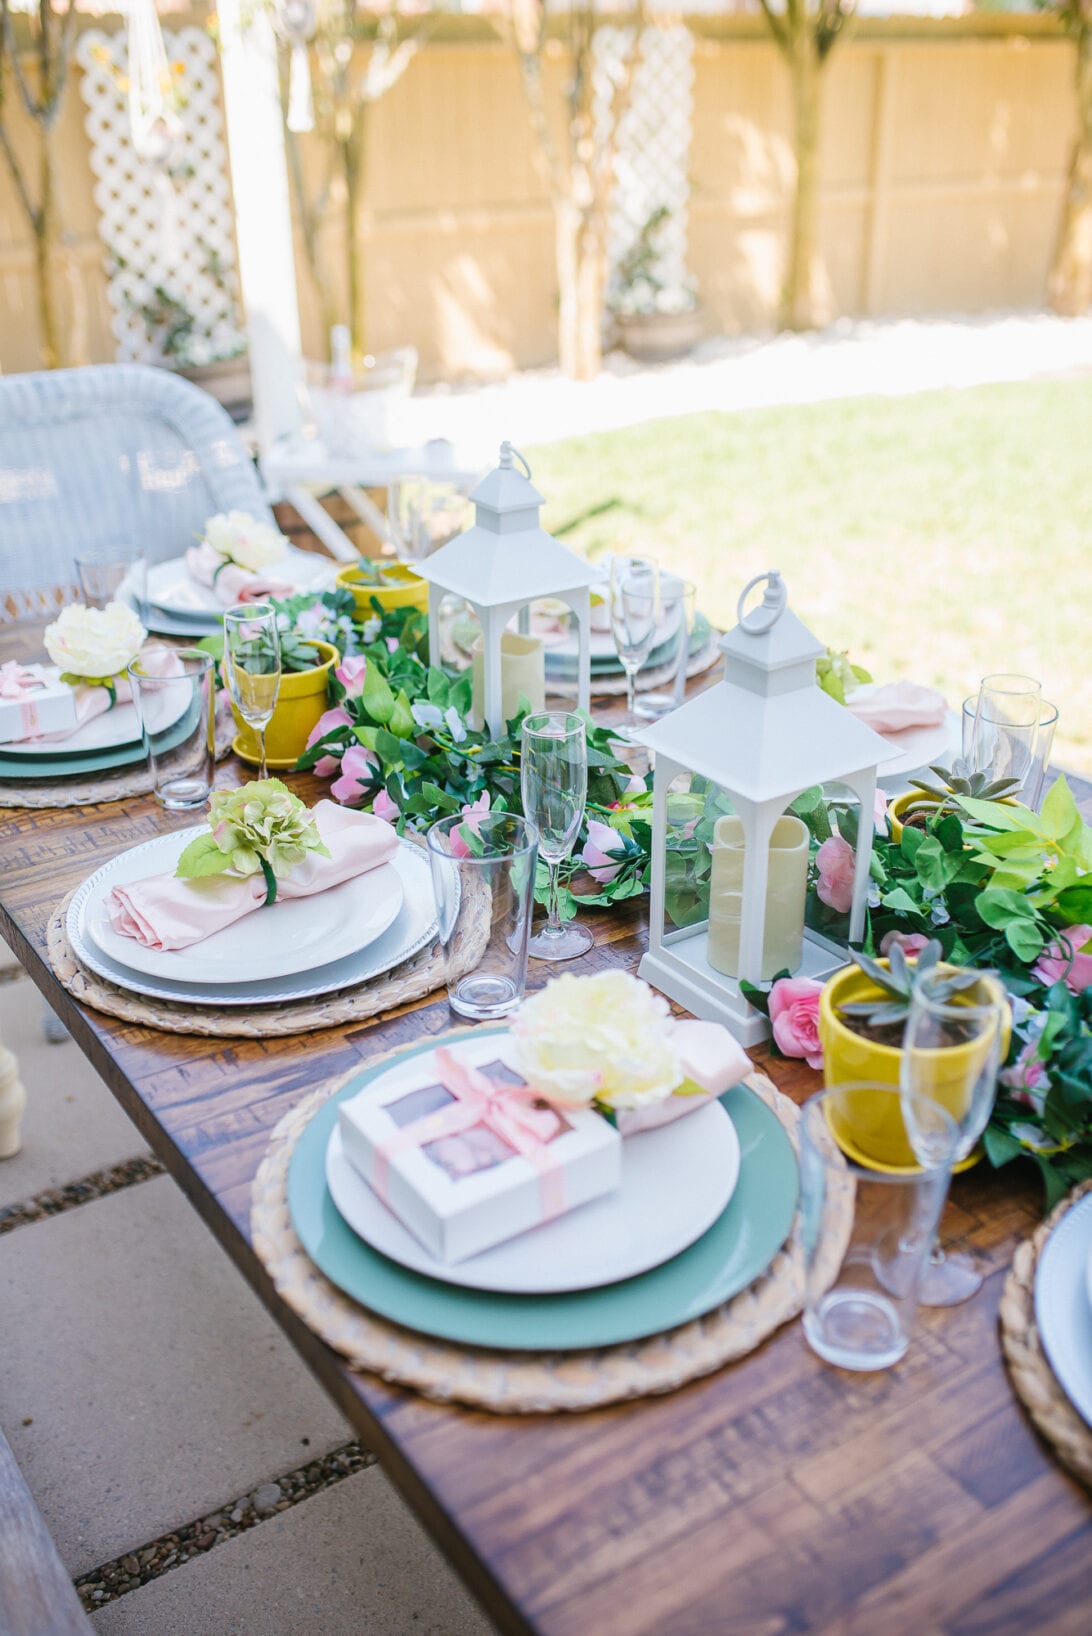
416;441;601;607
639;571;894;804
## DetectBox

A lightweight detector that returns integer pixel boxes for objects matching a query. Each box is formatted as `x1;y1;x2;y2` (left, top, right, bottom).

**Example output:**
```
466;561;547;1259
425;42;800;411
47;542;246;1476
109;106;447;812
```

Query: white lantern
417;443;601;737
638;570;893;1046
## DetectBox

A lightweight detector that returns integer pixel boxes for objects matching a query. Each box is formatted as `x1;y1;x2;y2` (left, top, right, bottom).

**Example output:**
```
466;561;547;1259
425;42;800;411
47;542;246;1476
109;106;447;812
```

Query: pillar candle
707;813;809;981
470;632;546;731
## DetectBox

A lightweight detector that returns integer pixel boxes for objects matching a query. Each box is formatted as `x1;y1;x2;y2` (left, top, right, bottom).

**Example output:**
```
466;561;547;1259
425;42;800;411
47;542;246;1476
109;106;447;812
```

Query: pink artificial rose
880;930;931;960
1034;924;1092;995
305;705;353;779
816;835;856;915
768;976;824;1071
335;654;367;698
579;818;626;885
329;743;380;806
1000;1041;1051;1110
372;787;400;824
449;792;492;859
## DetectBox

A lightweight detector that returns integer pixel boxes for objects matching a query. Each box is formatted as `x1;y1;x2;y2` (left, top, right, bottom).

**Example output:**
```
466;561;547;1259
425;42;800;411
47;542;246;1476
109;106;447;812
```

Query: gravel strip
75;1442;378;1611
0;1154;164;1235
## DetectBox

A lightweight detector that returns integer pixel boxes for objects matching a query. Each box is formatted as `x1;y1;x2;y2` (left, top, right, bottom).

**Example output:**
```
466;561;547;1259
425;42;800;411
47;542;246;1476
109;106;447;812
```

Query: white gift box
0;665;77;745
338;1034;621;1263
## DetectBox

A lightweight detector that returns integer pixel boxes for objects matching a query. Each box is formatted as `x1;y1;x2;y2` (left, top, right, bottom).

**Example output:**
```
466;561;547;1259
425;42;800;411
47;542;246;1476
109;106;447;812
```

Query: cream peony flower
202;511;288;574
510;971;682;1111
44;601;146;681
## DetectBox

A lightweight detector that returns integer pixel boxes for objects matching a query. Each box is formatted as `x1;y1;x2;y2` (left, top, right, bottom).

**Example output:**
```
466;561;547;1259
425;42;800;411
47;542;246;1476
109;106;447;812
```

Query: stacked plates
1035;1192;1092;1428
286;1030;800;1350
0;667;194;783
67;829;439;1008
132;550;339;638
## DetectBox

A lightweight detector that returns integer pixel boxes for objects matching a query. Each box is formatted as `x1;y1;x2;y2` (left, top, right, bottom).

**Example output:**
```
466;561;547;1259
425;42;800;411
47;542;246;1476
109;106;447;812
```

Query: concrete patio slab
0;1175;351;1576
90;1466;496;1636
0;976;146;1209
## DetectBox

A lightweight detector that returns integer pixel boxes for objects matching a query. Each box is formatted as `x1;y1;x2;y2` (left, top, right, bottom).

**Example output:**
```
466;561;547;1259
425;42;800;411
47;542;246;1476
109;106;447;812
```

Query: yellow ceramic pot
819;959;1010;1170
335;561;428;617
887;790;940;845
231;640;339;771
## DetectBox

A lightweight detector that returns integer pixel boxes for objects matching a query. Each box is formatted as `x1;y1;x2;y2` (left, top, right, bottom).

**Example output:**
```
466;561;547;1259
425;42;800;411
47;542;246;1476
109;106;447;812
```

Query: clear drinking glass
223;603;282;781
969;673;1041;791
962;694;1058;811
75;542;147;613
609;555;659;737
899;966;1008;1306
800;1085;959;1371
426;812;538;1020
520;710;593;961
634;576;696;721
127;649;215;810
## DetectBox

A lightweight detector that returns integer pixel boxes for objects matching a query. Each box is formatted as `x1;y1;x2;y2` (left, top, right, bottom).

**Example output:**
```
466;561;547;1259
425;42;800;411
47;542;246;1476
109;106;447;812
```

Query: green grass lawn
530;378;1092;776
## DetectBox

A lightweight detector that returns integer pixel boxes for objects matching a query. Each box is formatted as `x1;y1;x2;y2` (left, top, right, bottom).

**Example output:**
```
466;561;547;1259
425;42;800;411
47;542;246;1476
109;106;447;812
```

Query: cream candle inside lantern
470;632;545;730
707;814;809;980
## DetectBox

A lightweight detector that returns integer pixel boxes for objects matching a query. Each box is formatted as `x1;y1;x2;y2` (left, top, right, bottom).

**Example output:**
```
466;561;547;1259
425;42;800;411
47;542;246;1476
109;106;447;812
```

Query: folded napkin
612;1019;752;1136
846;681;947;734
36;643;183;743
108;800;399;952
185;540;293;608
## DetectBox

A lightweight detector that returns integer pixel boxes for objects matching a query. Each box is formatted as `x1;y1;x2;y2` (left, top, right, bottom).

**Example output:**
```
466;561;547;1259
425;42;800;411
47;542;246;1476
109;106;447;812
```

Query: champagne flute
520;711;593;961
899;965;1007;1306
609;555;659;737
223;603;282;780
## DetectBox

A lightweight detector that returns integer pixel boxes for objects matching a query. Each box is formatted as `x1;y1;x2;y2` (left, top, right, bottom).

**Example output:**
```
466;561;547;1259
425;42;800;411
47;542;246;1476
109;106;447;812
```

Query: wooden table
2;746;1090;1634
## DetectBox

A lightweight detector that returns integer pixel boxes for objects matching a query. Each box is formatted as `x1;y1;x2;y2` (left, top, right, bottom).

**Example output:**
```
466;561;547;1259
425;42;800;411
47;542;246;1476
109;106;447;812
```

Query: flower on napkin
43;602;146;690
201;511;288;575
511;971;682;1111
174;780;329;889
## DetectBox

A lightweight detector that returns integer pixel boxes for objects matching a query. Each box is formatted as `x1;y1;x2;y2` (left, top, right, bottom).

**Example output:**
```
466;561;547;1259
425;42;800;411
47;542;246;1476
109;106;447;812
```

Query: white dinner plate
1035;1191;1092;1428
875;710;961;786
325;1094;741;1294
147;546;337;618
75;827;404;986
2;666;189;757
66;839;438;1008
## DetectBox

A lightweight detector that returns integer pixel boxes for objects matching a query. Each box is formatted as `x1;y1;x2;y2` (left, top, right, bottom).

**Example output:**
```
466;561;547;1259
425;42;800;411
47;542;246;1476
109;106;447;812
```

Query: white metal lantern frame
637;571;893;1047
417;443;602;738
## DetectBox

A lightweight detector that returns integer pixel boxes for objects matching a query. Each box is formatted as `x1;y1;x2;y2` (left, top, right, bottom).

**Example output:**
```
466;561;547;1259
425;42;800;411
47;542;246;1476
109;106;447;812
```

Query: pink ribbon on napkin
0;661;48;737
185;541;292;608
846;681;947;734
372;1047;568;1221
611;1019;752;1136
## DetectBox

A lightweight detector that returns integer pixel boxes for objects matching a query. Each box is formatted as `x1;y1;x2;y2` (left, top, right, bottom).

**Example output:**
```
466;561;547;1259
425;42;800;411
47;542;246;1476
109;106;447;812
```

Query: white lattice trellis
77;27;245;367
595;24;695;299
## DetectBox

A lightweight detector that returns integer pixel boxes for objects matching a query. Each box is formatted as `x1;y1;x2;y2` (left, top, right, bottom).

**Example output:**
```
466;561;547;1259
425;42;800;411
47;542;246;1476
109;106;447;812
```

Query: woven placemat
0;707;235;811
250;1061;836;1414
44;853;488;1039
999;1179;1092;1490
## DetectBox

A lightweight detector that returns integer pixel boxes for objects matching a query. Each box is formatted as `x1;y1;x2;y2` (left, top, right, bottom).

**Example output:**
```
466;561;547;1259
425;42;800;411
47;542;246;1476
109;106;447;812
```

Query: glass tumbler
799;1084;959;1371
962;694;1058;810
127;649;215;811
426;811;539;1021
75;542;147;614
634;576;696;721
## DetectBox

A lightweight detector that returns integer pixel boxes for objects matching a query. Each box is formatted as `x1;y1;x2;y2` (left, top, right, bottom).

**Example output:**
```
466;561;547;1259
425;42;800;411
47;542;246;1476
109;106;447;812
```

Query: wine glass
520;711;593;961
223;603;282;780
609;555;659;737
899;965;1007;1306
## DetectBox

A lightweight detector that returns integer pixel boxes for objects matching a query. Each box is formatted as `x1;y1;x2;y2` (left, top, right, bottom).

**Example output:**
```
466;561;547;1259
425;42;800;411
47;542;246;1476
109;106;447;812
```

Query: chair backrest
0;364;275;624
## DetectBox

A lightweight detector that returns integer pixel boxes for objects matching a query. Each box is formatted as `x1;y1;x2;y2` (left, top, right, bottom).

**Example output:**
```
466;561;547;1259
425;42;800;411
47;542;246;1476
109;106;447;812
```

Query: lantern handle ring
737;570;786;635
499;441;533;482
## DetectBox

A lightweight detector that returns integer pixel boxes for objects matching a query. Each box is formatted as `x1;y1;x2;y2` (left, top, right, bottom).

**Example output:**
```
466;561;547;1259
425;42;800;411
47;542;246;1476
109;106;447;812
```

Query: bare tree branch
1;0;47;123
0;115;39;231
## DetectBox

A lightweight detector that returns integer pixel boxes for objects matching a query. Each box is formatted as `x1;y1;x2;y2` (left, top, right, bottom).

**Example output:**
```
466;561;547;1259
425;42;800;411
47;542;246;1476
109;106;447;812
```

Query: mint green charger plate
0;703;198;781
287;1033;798;1351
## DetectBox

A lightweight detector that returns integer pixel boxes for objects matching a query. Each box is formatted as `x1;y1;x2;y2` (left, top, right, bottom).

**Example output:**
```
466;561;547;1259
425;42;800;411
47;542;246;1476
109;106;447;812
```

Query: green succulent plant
908;761;1021;805
836;937;984;1030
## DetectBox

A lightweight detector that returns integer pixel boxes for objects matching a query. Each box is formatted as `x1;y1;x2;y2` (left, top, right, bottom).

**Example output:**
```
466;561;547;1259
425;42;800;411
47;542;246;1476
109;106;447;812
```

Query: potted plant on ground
609;205;703;363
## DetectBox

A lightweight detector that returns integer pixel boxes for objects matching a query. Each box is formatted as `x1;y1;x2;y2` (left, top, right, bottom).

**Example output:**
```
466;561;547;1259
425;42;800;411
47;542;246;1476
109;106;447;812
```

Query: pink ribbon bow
0;661;44;699
373;1047;568;1220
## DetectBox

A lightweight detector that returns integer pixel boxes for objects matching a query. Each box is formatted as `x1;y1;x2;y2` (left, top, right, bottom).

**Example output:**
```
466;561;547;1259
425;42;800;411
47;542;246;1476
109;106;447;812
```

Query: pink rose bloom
768;976;824;1071
449;792;492;859
329;743;380;806
305;705;352;779
385;636;400;654
880;930;931;960
622;772;645;795
335;654;367;698
579;818;626;884
1033;924;1092;994
816;835;856;914
1000;1041;1050;1110
372;787;400;824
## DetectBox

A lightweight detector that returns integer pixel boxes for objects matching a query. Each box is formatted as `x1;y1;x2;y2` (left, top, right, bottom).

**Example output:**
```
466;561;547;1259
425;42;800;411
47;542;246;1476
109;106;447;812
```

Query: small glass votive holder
426;812;539;1021
962;694;1058;810
799;1084;958;1372
127;649;215;810
75;542;147;613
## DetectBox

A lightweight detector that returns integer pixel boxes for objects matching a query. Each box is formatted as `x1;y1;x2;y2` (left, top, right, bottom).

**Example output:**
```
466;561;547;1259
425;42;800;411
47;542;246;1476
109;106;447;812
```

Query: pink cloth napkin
846;681;947;734
107;800;399;952
37;643;182;743
612;1019;752;1136
185;540;293;608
